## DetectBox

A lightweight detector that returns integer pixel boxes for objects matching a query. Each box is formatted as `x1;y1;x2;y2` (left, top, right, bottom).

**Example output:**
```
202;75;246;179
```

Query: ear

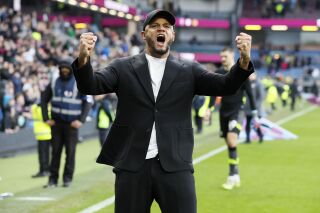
172;30;176;42
141;31;146;41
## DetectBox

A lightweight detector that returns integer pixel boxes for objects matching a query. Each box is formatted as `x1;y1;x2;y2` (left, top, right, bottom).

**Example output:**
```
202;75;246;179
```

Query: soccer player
216;47;257;190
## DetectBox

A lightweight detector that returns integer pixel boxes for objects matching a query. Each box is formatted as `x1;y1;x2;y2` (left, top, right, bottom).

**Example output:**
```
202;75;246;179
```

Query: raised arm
72;32;118;95
194;32;254;96
236;32;252;70
193;60;254;96
78;32;97;68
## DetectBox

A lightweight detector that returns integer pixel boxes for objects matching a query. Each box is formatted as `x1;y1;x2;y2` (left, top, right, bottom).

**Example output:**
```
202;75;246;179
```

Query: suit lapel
156;54;181;102
130;53;155;103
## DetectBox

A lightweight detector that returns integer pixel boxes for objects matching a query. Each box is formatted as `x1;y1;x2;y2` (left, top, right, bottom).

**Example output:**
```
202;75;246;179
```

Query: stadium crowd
243;0;320;18
0;5;141;133
0;5;319;134
253;45;316;74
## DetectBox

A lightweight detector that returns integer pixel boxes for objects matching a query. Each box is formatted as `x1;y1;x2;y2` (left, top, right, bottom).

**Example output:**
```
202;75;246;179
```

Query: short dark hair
221;47;233;53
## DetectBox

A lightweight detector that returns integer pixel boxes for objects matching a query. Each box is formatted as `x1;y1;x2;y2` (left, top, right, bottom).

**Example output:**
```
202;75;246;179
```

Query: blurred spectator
31;102;52;178
2;81;18;133
95;95;114;146
164;0;174;13
14;92;30;128
273;1;287;17
244;73;265;143
299;0;307;10
192;95;205;134
41;61;93;188
189;35;201;46
263;76;279;112
311;80;319;97
0;5;135;133
289;78;300;111
244;0;317;18
289;0;297;11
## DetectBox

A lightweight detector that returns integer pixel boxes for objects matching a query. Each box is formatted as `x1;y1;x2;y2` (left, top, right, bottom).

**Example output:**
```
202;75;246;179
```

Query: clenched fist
78;32;97;67
235;32;252;70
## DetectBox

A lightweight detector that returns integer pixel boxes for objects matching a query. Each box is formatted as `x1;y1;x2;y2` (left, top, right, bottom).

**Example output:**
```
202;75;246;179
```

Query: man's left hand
71;120;83;129
235;32;252;70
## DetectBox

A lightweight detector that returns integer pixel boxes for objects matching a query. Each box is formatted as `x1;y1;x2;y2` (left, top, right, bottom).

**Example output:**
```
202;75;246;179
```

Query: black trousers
194;109;203;133
113;157;197;213
37;140;51;173
49;122;78;183
98;128;109;146
245;115;263;141
291;96;296;111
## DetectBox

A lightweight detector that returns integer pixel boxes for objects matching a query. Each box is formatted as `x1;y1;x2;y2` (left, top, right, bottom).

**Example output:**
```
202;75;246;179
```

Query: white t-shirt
145;54;167;159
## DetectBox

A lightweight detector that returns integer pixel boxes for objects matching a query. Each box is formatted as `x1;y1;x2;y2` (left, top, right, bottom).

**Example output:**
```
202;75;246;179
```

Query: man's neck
146;53;168;61
145;49;169;59
223;64;233;71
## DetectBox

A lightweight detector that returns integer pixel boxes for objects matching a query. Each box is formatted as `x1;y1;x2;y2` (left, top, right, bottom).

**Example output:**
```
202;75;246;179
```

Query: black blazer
72;52;254;172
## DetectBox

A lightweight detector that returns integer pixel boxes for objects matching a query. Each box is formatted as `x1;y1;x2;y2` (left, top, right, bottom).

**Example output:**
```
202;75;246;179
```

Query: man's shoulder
215;68;227;75
111;53;149;66
180;59;194;68
110;55;135;64
170;56;198;69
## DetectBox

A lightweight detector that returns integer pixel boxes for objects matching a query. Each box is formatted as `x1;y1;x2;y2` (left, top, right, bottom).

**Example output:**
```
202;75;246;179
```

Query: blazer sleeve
72;58;119;95
193;59;254;96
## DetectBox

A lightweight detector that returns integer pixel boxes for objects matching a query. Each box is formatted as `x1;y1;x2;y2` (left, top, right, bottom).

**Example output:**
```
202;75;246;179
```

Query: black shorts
219;111;241;138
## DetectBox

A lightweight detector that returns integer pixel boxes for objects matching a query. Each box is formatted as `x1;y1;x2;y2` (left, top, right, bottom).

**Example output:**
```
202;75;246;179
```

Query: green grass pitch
0;101;319;213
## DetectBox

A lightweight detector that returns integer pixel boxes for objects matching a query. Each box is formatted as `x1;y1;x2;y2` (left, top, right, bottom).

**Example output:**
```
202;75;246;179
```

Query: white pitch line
193;145;227;165
78;196;115;213
79;105;317;213
275;106;317;125
15;196;55;201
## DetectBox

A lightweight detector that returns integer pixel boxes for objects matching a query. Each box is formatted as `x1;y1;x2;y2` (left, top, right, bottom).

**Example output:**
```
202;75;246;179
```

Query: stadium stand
0;0;319;155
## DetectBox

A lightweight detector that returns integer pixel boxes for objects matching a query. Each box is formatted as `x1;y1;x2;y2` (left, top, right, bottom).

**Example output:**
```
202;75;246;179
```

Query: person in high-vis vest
95;95;114;146
281;84;290;107
266;81;278;111
31;103;51;178
41;61;93;188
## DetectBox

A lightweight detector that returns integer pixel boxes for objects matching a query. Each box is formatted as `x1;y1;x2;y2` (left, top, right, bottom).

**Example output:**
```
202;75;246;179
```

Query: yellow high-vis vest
281;84;290;100
31;104;52;141
98;108;112;129
267;85;278;104
198;96;211;117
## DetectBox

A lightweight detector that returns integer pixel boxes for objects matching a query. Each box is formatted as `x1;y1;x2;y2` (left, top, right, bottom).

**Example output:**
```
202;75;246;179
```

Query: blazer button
155;108;158;112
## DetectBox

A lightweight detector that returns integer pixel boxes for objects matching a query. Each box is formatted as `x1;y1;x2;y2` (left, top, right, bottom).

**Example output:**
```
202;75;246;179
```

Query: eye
150;24;158;29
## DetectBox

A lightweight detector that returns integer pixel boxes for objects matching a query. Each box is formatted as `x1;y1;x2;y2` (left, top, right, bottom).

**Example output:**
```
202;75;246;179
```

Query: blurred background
0;0;319;212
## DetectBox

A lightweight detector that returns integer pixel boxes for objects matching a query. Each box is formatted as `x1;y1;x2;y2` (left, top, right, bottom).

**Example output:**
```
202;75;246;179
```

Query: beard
146;36;173;57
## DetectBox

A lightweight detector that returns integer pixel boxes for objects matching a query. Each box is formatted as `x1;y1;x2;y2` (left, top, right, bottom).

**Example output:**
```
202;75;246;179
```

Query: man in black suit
72;9;254;213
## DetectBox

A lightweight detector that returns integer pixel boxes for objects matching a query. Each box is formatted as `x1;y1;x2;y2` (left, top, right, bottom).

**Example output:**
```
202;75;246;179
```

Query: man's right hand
78;32;97;67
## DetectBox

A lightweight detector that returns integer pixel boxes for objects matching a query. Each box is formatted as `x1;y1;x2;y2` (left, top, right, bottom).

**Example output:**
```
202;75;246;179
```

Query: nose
157;25;166;31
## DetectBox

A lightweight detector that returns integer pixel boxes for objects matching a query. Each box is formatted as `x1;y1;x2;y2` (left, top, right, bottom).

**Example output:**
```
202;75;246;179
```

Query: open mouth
156;34;165;44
